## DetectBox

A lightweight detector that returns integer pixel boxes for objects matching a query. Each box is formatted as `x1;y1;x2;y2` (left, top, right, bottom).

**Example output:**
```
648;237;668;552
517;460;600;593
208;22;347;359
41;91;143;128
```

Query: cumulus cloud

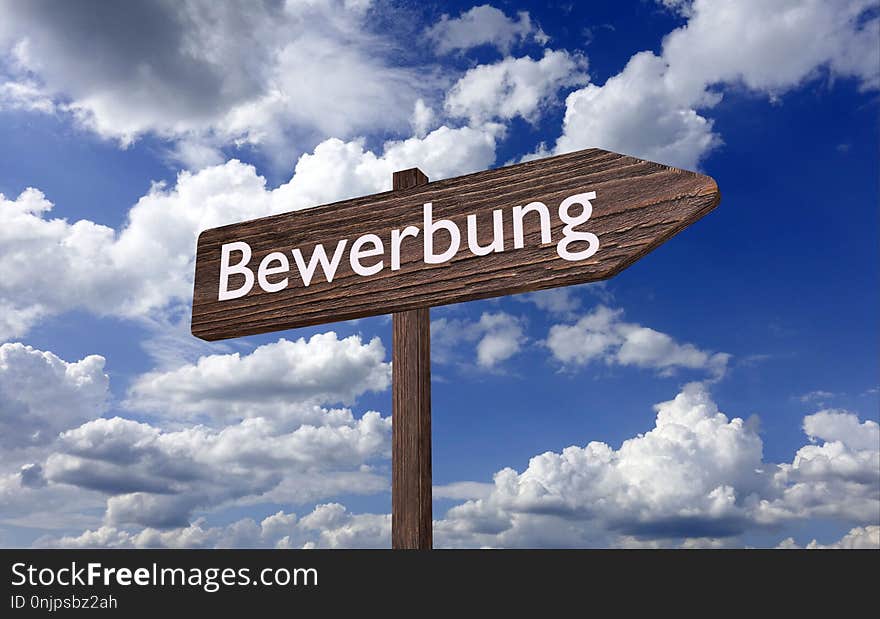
660;0;880;96
127;332;390;423
0;471;106;533
555;51;720;170
42;503;391;549
432;311;526;369
41;409;390;529
31;332;395;530
281;124;502;200
292;503;390;549
4;0;878;552
445;49;589;124
41;385;879;548
803;410;879;451
0;343;108;459
426;5;547;55
0;121;500;341
0;336;394;533
550;0;880;169
0;173;264;339
756;411;880;525
546;305;730;378
435;384;879;548
0;344;114;532
0;0;426;164
437;383;766;546
777;525;880;550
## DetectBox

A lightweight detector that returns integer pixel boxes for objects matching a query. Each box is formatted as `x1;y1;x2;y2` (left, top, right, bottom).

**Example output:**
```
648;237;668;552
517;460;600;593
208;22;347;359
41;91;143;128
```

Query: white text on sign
217;191;599;301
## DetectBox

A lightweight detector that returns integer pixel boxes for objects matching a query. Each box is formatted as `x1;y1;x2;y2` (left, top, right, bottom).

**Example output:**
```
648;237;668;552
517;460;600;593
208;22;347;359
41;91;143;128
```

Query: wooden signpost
191;147;720;549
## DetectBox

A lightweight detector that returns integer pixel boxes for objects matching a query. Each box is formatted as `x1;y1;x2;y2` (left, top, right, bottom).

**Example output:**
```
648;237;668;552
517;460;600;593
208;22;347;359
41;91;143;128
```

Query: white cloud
0;471;106;532
410;99;436;138
437;384;879;548
432;311;526;369
434;481;494;501
0;343;107;459
517;288;583;317
42;502;391;549
803;410;879;451
0;122;500;341
426;5;547;55
32;384;880;547
777;525;880;549
0;0;426;163
445;49;588;124
437;382;767;546
546;305;730;378
0;344;111;533
475;313;526;369
168;138;226;171
127;332;390;423
0;335;394;534
0;172;264;340
758;410;880;524
555;51;720;170
4;0;878;552
799;390;835;404
513;283;612;319
41;408;390;529
0;80;55;113
660;0;880;97
550;0;880;169
292;503;390;549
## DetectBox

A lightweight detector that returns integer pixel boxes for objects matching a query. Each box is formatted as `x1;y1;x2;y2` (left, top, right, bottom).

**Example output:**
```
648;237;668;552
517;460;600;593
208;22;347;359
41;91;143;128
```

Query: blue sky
0;0;877;549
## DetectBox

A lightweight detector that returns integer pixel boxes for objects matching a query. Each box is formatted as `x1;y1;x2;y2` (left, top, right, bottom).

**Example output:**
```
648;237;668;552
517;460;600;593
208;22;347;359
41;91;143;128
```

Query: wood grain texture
192;147;720;341
392;167;428;190
391;307;432;549
392;168;432;550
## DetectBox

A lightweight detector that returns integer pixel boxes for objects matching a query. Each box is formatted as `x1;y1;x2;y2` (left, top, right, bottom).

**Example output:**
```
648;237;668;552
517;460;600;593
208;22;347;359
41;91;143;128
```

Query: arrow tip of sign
699;174;721;206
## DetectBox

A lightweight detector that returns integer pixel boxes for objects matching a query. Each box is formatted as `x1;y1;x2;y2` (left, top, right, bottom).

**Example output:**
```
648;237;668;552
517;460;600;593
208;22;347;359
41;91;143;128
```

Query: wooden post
391;168;432;549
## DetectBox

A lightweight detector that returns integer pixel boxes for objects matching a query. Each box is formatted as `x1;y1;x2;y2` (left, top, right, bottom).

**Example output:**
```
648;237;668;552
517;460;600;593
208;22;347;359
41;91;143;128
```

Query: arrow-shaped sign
192;147;719;341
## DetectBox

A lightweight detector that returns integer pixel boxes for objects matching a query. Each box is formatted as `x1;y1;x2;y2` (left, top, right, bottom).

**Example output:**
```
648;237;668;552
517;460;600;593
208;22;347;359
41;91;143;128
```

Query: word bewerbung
217;191;599;301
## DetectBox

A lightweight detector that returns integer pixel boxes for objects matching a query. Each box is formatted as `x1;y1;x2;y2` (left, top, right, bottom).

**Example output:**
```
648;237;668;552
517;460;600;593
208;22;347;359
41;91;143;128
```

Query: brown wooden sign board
191;147;719;341
190;147;720;550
